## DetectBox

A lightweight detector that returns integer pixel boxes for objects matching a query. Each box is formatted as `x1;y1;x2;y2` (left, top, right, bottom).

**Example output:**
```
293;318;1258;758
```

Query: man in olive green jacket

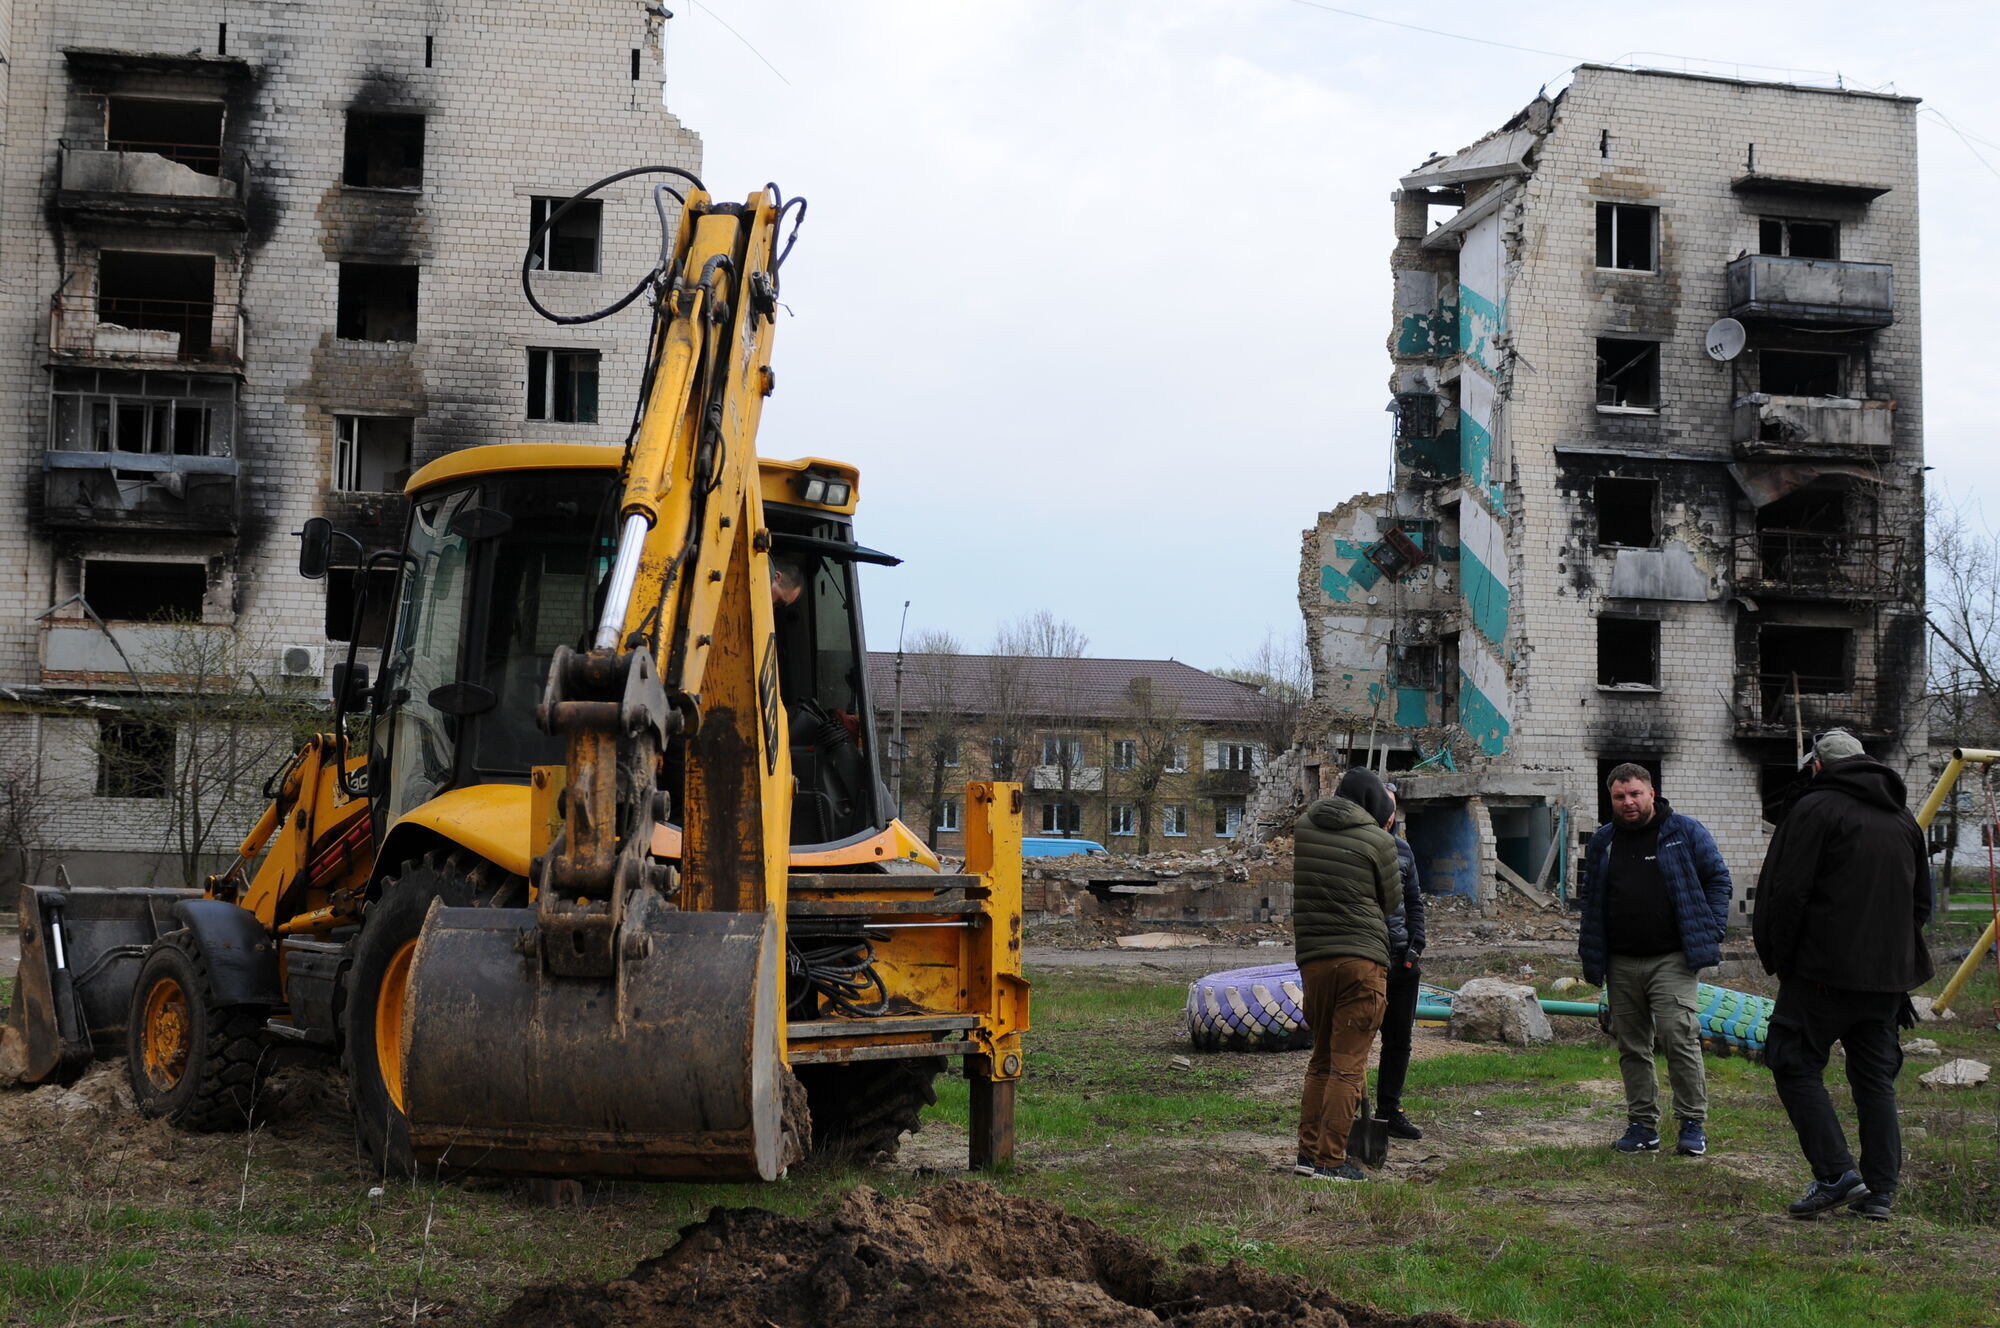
1293;767;1403;1181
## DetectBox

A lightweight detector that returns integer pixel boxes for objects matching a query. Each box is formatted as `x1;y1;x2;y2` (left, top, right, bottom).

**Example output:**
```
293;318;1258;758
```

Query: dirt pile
492;1181;1518;1328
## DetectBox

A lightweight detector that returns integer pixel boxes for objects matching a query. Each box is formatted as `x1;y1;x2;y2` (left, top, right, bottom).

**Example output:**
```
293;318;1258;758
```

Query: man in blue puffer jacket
1578;763;1732;1159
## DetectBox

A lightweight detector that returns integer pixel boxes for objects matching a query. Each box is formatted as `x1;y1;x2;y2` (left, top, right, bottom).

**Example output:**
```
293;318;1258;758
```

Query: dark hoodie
1753;753;1934;992
1292;795;1401;968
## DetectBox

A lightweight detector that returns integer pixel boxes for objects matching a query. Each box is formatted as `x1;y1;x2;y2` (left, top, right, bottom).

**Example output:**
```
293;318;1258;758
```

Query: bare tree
993;612;1091;834
1924;491;2000;887
902;630;975;846
1214;623;1312;757
1115;674;1190;854
93;621;325;889
0;754;54;896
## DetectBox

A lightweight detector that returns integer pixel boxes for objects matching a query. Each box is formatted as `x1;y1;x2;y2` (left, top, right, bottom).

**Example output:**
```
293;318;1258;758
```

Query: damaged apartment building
1298;65;1925;911
0;1;698;884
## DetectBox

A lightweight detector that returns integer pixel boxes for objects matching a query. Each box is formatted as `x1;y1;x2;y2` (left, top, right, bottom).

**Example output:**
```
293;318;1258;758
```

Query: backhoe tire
343;851;525;1179
796;1055;947;1164
126;931;268;1132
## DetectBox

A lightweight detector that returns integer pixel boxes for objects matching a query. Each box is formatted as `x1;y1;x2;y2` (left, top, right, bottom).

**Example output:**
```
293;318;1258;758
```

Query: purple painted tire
1186;963;1310;1053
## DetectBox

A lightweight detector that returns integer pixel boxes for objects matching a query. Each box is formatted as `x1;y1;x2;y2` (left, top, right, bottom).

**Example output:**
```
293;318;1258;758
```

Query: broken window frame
1757;348;1848;398
1391;642;1440;690
84;559;207;623
1109;804;1135;836
332;414;415;493
1759;216;1839;260
342;111;425;191
528;197;604;274
97;716;176;800
525;347;600;424
1161;804;1189;837
49;370;235;457
103;96;227;174
1596;616;1662;690
1595;337;1662;413
1594;476;1660;549
1594;202;1658;273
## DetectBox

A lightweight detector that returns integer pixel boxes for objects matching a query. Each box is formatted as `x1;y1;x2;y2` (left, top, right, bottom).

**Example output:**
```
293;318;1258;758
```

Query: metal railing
1735;672;1884;736
1731;531;1903;598
50;295;244;366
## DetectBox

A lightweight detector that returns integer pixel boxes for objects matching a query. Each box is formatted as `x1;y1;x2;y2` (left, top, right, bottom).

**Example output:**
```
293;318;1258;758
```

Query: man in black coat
1372;786;1427;1141
1754;729;1933;1221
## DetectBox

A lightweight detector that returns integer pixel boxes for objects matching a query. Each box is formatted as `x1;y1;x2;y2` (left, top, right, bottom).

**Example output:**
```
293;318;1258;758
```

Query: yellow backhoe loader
2;173;1027;1180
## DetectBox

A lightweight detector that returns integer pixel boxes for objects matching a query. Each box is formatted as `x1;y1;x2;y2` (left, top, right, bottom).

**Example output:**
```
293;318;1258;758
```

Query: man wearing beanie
1291;766;1401;1181
1754;729;1933;1221
1578;763;1733;1159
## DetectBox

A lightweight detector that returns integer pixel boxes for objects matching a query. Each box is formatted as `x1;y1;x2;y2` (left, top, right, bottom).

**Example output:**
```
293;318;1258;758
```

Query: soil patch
494;1180;1520;1328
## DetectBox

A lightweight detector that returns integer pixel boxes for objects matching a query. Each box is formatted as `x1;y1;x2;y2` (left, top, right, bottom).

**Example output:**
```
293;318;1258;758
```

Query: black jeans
1374;954;1421;1113
1765;981;1906;1194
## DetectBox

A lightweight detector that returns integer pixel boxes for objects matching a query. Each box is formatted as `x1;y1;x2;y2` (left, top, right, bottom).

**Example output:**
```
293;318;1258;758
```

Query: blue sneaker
1676;1119;1707;1157
1612;1120;1661;1153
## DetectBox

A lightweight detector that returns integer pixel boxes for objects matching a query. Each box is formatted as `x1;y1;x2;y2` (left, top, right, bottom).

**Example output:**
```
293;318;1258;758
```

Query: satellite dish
1704;318;1747;362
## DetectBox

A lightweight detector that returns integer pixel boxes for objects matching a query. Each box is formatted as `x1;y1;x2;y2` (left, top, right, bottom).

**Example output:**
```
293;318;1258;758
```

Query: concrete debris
1169;1055;1193;1071
1919;1058;1991;1088
1447;978;1553;1046
1900;1038;1942;1057
1911;996;1958;1023
1548;976;1588;994
1114;932;1210;950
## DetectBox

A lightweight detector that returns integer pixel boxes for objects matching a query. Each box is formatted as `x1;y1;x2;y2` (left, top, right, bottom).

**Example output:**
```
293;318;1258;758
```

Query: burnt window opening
50;369;234;457
1760;217;1839;260
1392;642;1439;690
325;565;399;644
333;415;414;492
1595;477;1659;547
1596;338;1660;411
1597;617;1660;689
1595;202;1657;272
1757;624;1854;696
1753;488;1852;585
1394;391;1441;440
526;348;600;423
1759;349;1847;398
1760;762;1809;821
98;718;175;800
343;112;425;189
529;198;603;273
97;251;216;354
1439;632;1461;726
1596;756;1663;826
105;97;225;173
1757;487;1850;535
336;263;419;342
84;559;206;621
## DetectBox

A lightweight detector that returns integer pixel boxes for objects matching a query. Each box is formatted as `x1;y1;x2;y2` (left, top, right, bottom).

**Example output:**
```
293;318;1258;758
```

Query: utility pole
891;600;910;819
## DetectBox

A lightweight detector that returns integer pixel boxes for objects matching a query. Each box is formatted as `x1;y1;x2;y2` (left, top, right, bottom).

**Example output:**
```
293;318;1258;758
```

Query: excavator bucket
398;891;795;1180
1;886;196;1084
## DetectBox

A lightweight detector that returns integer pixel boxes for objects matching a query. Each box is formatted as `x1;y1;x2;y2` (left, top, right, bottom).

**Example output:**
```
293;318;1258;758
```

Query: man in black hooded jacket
1754;729;1933;1221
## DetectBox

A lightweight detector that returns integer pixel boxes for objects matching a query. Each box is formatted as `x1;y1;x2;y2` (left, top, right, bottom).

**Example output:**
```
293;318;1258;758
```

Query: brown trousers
1297;955;1388;1168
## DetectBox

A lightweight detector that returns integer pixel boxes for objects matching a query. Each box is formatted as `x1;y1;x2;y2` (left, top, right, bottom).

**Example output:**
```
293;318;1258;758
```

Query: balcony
1030;766;1103;793
43;452;239;533
1732;393;1894;457
41;622;222;687
50;295;243;368
1733;672;1888;740
1731;531;1903;600
57;140;248;228
1725;254;1893;328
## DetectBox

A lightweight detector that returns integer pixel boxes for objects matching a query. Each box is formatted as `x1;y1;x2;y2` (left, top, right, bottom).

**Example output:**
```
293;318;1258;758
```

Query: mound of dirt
492;1180;1518;1328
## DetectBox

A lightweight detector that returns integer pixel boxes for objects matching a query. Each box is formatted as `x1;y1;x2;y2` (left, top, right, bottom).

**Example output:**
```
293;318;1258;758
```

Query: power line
687;0;791;87
1924;107;2000;185
1281;0;1582;62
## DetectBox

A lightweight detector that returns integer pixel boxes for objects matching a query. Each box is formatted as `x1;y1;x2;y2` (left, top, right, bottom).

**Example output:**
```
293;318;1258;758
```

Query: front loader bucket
399;892;794;1180
2;886;197;1084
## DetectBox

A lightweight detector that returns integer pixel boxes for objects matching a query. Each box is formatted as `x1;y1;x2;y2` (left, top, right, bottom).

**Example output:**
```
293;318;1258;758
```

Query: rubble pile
494;1181;1519;1328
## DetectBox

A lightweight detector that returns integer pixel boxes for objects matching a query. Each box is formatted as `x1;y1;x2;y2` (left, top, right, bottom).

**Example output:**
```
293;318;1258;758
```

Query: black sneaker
1293;1153;1317;1177
1310;1160;1368;1182
1378;1108;1424;1140
1612;1120;1661;1153
1675;1119;1707;1157
1848;1190;1893;1220
1788;1170;1865;1218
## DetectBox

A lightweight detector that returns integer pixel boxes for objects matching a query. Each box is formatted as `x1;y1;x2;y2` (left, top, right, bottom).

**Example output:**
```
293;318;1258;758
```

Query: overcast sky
659;1;2000;671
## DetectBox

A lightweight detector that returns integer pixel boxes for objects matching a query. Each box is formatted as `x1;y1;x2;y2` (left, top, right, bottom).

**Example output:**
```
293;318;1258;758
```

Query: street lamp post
890;600;910;820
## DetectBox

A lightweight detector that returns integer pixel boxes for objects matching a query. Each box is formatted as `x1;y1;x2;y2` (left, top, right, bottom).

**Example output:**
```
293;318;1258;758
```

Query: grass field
0;928;1997;1326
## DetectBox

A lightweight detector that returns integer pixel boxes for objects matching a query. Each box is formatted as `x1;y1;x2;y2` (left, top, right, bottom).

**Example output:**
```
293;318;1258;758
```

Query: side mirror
332;661;371;711
299;518;334;580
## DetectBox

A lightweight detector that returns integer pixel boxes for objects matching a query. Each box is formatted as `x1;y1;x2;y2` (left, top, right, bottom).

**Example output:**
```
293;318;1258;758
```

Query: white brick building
0;1;700;885
1297;66;1925;915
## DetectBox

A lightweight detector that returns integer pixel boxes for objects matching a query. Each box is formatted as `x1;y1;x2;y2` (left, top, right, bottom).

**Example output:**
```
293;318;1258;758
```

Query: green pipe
1413;999;1601;1022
